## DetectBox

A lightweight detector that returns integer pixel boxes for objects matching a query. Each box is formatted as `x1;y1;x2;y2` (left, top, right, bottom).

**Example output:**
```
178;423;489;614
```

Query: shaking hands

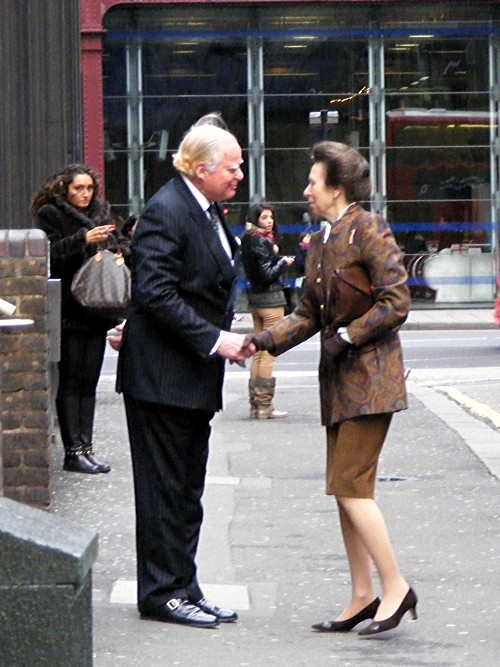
217;330;276;367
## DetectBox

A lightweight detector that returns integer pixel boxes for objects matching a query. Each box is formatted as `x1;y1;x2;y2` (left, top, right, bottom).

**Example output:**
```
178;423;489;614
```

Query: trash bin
0;497;98;667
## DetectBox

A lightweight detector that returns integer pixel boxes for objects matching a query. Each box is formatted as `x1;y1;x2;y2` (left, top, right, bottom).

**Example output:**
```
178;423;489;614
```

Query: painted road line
434;386;500;429
109;580;250;609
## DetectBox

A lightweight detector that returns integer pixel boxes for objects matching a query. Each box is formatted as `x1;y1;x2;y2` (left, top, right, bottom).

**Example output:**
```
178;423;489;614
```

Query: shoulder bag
71;248;131;319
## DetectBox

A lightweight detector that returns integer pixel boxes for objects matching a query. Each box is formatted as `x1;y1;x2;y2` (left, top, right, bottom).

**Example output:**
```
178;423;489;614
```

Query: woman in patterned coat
243;142;418;637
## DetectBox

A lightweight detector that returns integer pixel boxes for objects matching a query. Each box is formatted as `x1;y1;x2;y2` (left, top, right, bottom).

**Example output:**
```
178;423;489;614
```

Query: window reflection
101;3;498;305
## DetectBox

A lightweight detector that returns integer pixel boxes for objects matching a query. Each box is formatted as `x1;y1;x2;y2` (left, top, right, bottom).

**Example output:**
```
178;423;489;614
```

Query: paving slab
47;363;500;666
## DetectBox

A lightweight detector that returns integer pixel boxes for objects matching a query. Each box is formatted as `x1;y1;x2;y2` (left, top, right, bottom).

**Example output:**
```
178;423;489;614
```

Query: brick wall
0;230;53;507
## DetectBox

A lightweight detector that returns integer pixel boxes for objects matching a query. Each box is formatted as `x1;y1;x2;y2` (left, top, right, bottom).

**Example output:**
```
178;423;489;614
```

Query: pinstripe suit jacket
116;175;239;412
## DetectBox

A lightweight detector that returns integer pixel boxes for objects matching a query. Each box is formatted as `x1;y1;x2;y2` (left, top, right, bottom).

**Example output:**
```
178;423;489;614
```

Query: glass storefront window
263;38;369;150
384;35;494;302
385;39;489;107
102;2;500;305
261;36;368;218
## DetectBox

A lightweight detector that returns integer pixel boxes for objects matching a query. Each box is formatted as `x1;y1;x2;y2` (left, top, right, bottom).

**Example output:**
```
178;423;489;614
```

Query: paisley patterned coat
264;204;410;426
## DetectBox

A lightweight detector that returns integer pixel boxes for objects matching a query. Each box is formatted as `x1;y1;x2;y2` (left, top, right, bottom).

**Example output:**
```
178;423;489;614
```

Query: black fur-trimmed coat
35;198;129;330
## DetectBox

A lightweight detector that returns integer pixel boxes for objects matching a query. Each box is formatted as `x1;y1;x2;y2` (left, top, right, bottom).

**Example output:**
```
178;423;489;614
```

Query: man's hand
241;335;256;358
106;322;125;351
217;331;248;366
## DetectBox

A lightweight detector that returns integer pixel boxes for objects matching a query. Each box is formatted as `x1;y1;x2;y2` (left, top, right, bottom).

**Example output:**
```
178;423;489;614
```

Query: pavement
49;308;500;667
230;307;498;334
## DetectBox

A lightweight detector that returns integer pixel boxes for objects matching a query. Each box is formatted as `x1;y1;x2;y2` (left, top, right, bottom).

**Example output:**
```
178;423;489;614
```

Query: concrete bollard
0;497;98;667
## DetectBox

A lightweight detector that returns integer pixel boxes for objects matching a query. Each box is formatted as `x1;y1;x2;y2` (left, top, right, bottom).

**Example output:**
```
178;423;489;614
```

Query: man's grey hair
173;124;237;177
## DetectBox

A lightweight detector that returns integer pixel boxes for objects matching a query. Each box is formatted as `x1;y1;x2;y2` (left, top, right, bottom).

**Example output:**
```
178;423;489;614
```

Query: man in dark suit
117;123;247;628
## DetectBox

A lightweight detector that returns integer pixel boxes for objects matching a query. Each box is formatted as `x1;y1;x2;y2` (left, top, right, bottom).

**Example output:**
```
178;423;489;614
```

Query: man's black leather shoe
195;597;238;623
140;598;219;628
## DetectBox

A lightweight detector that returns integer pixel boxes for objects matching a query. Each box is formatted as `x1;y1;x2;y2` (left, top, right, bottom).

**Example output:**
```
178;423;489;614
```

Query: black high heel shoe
312;598;380;633
358;587;418;637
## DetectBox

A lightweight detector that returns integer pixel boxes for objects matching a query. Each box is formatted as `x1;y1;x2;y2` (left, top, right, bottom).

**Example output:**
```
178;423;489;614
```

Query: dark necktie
207;204;220;234
207;203;233;260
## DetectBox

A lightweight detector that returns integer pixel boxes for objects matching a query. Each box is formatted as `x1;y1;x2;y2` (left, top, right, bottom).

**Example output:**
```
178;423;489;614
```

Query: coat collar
45;197;110;230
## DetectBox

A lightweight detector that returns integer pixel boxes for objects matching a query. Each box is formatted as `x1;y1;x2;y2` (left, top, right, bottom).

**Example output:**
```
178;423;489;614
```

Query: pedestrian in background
117;121;247;628
294;230;311;277
32;164;129;474
293;230;312;298
243;141;417;637
241;203;294;419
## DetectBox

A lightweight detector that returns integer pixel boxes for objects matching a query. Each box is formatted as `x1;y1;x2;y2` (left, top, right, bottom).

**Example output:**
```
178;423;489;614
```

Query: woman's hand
86;224;116;245
322;333;351;362
242;330;276;355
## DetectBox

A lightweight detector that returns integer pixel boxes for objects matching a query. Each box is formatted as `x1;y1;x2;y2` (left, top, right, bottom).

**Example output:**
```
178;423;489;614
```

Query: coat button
316;277;322;284
320;304;325;310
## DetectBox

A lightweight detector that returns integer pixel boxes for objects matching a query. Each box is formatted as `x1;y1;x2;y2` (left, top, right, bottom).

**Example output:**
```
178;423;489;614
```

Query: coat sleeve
258;275;322;356
346;215;410;347
36;205;88;260
36;205;89;278
243;235;288;285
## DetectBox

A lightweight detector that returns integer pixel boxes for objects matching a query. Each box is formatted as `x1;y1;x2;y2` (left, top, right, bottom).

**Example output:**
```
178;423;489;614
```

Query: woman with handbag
241;203;295;419
32;164;129;474
243;142;418;637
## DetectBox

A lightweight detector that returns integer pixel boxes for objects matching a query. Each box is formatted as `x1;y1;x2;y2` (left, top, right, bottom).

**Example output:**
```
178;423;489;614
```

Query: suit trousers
124;394;213;612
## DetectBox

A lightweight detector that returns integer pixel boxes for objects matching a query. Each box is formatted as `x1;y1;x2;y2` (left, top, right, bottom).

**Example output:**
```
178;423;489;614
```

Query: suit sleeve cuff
210;331;223;355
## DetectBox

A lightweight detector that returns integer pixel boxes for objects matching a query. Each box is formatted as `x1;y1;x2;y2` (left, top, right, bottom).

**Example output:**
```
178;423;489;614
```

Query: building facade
81;0;500;305
0;0;81;230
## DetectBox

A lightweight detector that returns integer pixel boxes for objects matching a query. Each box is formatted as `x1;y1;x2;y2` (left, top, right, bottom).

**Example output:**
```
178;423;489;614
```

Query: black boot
56;395;101;474
80;397;111;473
63;452;102;474
85;451;111;473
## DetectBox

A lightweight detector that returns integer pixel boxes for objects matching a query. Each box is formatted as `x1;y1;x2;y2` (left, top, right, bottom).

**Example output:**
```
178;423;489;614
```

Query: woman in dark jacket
32;164;129;474
243;142;417;637
241;203;294;418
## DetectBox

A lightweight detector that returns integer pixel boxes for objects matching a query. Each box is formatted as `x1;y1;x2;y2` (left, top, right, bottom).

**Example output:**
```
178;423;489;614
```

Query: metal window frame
126;38;145;215
490;35;500;258
369;35;386;217
247;36;266;203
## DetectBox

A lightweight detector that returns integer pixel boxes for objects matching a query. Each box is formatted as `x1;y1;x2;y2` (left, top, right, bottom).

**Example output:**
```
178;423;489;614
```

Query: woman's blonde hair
173;124;236;177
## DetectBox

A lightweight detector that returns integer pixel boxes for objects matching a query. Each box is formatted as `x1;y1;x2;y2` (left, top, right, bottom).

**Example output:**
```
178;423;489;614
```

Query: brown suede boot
248;378;258;418
253;377;288;419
